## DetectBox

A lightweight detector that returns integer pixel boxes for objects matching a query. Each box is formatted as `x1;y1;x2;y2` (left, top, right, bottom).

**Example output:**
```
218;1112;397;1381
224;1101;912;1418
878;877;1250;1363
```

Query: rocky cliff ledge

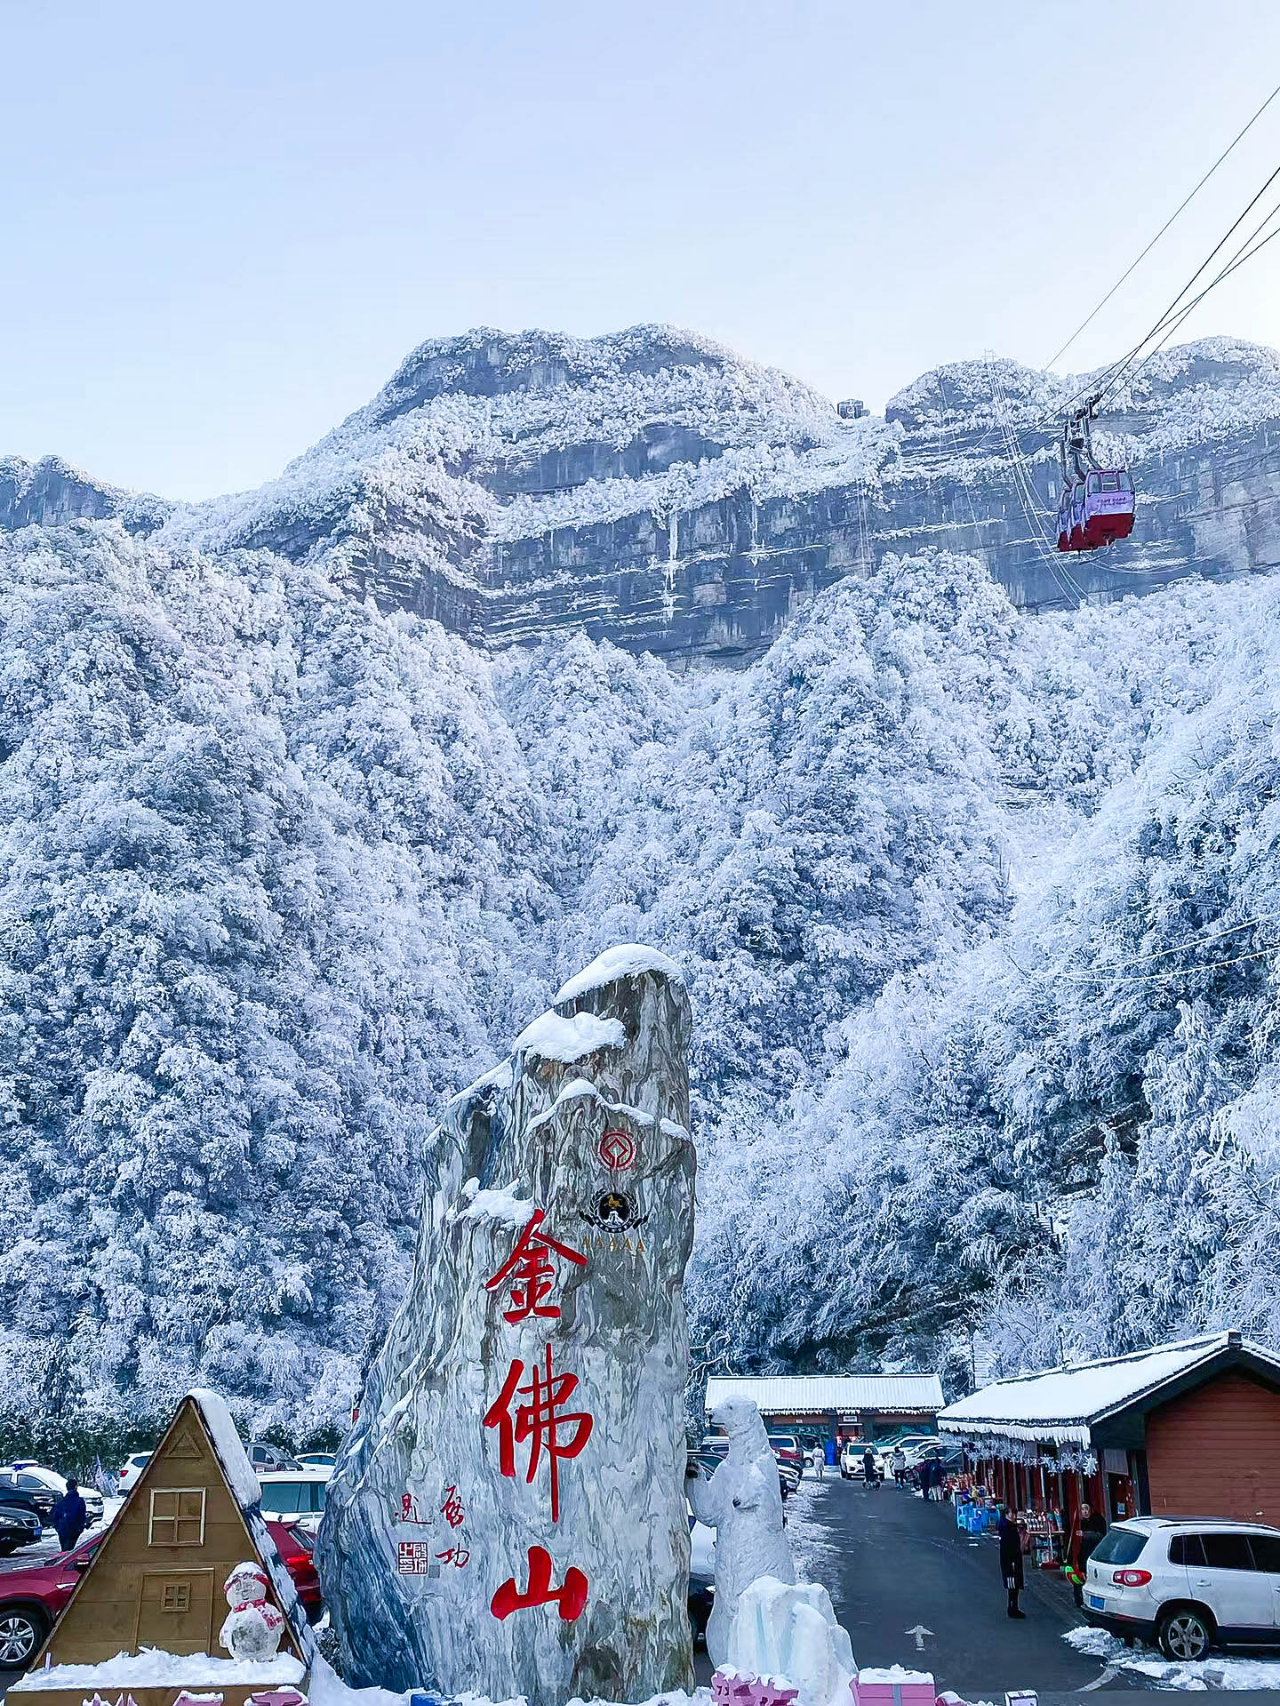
7;327;1279;661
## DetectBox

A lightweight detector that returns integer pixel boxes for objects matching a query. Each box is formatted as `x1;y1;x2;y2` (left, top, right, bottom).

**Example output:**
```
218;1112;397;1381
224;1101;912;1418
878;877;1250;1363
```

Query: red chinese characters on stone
436;1544;470;1568
490;1544;588;1622
483;1209;587;1324
483;1344;594;1523
440;1485;465;1529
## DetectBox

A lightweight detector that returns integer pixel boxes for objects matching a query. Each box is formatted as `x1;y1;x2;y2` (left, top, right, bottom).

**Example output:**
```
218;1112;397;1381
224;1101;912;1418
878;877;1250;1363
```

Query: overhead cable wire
1045;81;1280;372
1104;214;1280;400
1094;160;1280;408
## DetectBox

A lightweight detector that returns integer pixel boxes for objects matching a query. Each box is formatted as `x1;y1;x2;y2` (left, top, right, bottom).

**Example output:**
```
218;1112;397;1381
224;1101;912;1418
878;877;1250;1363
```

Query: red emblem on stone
598;1128;636;1171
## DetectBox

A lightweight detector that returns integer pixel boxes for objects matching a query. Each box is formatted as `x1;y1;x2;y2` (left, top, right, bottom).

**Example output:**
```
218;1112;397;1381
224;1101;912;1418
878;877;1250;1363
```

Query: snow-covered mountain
6;327;1280;662
4;327;1280;1449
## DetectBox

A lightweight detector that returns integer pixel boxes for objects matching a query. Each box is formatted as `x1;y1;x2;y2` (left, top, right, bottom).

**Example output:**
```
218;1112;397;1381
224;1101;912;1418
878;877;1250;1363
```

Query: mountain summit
5;326;1280;660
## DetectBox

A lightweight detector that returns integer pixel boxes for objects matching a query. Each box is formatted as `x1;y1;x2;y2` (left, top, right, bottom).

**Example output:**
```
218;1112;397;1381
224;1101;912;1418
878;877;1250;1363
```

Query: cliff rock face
8;329;1280;661
0;455;166;534
317;945;696;1706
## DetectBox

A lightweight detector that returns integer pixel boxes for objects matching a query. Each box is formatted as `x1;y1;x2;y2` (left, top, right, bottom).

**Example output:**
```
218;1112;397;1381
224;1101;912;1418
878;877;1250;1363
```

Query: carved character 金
483;1209;588;1323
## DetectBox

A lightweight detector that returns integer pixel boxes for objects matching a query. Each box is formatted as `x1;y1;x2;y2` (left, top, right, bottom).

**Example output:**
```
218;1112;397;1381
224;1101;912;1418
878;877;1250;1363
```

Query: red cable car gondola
1055;396;1136;553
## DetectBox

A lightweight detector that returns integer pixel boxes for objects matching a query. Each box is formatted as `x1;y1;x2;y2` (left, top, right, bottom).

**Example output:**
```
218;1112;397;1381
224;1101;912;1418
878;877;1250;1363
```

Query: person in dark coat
862;1447;880;1488
51;1479;87;1552
1074;1502;1107;1606
998;1511;1027;1617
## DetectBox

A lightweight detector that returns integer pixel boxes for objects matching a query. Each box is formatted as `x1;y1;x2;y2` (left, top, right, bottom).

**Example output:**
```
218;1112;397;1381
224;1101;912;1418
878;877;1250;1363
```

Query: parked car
116;1452;152;1494
249;1443;302;1473
295;1452;337;1470
882;1433;937;1457
1082;1517;1280;1660
257;1468;332;1529
688;1516;715;1647
0;1466;103;1526
0;1518;320;1670
0;1500;43;1557
840;1442;885;1481
768;1434;806;1483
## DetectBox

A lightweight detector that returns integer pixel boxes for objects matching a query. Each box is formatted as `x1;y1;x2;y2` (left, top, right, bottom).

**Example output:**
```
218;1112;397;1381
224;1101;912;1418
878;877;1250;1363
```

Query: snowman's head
224;1562;269;1608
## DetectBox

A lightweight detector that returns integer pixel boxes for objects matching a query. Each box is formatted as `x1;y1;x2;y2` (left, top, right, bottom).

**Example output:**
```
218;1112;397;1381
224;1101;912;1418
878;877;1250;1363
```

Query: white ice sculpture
726;1575;856;1706
688;1395;795;1664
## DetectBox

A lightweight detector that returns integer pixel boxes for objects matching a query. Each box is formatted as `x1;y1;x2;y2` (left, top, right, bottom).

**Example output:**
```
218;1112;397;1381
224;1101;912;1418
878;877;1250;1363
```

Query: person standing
999;1510;1027;1618
810;1444;825;1480
52;1478;88;1552
892;1446;906;1485
1074;1501;1107;1606
862;1446;879;1488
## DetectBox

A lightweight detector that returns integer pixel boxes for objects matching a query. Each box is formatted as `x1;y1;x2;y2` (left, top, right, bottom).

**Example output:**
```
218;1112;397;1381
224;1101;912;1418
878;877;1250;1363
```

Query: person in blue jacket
52;1479;88;1552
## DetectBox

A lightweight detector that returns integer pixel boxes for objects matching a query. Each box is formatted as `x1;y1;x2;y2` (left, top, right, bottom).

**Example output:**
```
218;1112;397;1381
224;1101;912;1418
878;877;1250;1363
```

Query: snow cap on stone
554;943;684;1006
514;1009;626;1063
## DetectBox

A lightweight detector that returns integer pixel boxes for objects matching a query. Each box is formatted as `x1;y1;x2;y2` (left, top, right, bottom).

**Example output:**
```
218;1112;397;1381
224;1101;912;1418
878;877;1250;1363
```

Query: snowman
219;1562;286;1661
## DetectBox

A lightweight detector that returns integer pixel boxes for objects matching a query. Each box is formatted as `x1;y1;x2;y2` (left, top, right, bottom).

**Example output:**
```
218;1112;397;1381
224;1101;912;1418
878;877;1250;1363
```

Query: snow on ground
1065;1623;1280;1689
309;1652;714;1706
12;1650;305;1690
783;1474;839;1590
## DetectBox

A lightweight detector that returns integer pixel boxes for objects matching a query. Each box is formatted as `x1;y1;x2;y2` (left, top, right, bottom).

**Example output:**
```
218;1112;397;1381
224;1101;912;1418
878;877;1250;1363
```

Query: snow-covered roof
938;1332;1280;1446
184;1390;316;1665
187;1387;261;1510
705;1373;944;1415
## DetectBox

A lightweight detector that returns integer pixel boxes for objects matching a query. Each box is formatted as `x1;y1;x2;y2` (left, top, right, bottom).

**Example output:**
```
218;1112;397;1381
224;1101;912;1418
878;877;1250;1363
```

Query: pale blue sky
4;0;1280;499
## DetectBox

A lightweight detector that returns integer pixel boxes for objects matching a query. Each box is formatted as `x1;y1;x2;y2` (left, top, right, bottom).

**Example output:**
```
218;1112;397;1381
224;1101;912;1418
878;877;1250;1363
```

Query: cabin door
135;1568;217;1653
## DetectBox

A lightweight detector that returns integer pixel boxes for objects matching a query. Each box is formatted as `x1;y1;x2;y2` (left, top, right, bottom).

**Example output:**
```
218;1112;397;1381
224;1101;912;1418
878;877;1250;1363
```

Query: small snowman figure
219;1562;285;1661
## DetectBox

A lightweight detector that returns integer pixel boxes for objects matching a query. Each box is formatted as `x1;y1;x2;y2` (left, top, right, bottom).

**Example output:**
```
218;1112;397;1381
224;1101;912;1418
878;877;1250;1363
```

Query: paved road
813;1476;1114;1697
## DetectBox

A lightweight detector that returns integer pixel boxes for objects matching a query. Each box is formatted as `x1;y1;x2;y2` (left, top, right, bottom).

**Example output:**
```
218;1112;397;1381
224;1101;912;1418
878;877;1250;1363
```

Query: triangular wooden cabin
12;1389;314;1706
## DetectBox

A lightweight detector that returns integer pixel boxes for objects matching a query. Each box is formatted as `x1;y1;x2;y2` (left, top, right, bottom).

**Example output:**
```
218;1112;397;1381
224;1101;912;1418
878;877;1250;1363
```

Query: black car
689;1561;715;1646
0;1499;44;1557
0;1473;54;1523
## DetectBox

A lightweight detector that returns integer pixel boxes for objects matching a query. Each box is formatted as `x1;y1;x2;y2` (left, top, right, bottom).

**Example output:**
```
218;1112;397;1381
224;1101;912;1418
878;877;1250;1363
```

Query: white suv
1083;1517;1280;1660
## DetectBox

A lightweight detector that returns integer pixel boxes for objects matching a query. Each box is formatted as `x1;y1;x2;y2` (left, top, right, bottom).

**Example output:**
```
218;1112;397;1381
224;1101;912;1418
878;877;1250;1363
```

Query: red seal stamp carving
598;1128;636;1171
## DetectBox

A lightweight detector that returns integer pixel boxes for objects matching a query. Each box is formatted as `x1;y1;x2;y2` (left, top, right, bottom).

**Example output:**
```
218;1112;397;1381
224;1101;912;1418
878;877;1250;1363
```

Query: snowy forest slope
4;508;1280;1438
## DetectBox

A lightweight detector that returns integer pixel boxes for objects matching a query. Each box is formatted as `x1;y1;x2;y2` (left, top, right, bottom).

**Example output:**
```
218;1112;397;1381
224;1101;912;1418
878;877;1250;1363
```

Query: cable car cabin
1056;469;1135;552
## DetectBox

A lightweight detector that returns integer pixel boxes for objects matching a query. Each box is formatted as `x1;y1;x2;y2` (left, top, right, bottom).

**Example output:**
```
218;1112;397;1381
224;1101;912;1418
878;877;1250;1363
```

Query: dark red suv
0;1521;321;1670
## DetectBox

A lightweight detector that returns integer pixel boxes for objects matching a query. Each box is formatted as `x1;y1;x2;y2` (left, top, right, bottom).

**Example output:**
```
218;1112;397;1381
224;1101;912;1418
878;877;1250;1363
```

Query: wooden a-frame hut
11;1388;315;1706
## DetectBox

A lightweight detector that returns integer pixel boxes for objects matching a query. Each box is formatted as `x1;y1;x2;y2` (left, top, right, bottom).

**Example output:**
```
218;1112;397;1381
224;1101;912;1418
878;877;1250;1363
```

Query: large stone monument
318;946;696;1706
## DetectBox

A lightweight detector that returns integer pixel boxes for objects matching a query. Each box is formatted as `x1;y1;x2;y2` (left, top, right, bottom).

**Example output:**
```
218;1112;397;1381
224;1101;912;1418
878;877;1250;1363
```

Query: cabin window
1099;473;1119;492
1119;471;1134;492
161;1583;192;1612
149;1488;206;1547
1086;474;1100;494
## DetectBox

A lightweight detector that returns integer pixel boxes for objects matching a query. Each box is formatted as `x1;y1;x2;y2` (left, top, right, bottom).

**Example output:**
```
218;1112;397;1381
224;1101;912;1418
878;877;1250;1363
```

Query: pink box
852;1672;936;1706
